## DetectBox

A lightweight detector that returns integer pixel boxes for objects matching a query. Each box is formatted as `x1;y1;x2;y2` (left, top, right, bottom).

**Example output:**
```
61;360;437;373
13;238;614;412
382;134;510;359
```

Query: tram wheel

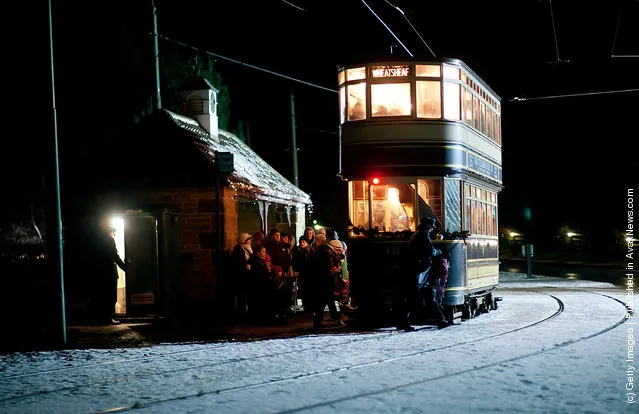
461;304;473;319
486;294;495;312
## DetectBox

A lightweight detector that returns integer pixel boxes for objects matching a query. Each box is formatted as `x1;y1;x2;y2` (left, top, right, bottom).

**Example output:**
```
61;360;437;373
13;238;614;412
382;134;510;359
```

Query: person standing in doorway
96;226;129;324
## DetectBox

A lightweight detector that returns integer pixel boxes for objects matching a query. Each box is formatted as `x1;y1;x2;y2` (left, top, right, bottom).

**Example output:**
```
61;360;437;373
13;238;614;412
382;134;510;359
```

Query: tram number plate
386;247;401;256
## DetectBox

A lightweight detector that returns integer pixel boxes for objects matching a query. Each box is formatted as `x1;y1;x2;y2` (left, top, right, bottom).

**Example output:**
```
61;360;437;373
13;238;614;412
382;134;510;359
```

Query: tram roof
337;58;501;101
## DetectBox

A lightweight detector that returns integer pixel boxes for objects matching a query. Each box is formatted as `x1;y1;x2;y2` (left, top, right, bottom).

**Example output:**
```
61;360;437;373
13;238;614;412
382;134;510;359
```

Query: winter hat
238;233;252;244
329;240;343;250
271;265;282;274
420;216;436;226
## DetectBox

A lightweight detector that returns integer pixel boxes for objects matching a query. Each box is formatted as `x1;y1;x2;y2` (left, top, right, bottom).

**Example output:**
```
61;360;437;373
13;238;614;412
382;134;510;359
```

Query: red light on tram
371;177;380;185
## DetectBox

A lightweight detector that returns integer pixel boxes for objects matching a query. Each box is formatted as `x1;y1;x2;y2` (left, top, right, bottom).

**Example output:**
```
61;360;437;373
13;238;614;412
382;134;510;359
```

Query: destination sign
370;66;410;78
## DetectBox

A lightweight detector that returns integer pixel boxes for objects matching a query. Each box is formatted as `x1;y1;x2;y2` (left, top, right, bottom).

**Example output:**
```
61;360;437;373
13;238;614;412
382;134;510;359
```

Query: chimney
178;77;219;139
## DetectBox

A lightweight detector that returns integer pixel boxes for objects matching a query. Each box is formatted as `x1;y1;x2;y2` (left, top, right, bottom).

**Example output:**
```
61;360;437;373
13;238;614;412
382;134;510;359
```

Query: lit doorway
106;213;159;317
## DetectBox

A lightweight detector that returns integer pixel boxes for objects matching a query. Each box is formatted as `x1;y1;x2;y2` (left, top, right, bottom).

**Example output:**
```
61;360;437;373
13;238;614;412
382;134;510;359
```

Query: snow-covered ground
0;273;634;413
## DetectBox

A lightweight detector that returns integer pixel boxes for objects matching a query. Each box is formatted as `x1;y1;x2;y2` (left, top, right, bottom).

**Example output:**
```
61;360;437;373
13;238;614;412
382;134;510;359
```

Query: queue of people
229;227;354;328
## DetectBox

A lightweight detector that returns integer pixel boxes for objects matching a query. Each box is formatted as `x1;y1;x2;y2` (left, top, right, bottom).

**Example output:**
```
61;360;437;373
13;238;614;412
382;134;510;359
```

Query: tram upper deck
338;59;502;184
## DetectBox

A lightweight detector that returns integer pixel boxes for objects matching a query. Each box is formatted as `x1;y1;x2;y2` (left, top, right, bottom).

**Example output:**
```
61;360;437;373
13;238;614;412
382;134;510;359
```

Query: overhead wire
610;0;638;58
548;0;562;62
360;0;413;58
611;0;624;57
383;0;436;58
509;88;639;102
280;0;306;12
157;34;337;94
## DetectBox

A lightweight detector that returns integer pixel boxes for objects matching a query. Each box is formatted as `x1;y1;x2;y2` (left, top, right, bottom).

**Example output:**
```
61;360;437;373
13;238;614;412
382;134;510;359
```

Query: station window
371;83;411;117
416;81;441;118
347;82;366;121
346;67;366;81
443;82;461;120
416;64;441;77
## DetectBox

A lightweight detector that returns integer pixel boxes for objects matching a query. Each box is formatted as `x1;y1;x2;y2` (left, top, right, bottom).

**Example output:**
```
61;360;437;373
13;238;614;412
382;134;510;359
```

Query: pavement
3;311;365;354
2;271;619;353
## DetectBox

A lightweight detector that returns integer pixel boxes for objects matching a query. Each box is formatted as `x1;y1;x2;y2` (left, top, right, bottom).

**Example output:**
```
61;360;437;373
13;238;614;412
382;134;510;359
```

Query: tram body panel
433;240;466;306
342;121;501;167
465;237;499;288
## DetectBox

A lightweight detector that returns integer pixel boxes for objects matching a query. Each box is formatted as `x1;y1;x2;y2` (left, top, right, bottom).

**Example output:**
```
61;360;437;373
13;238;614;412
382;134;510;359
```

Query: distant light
314;224;321;230
566;232;575;238
509;232;519;238
372;177;380;185
313;220;317;224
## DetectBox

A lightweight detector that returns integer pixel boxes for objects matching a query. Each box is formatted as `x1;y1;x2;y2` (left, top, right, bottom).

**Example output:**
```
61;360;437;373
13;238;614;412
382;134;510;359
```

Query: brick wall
136;187;238;313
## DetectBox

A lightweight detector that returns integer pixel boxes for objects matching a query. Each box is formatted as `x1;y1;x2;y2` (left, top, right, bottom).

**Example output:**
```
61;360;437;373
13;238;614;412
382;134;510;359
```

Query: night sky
4;0;638;247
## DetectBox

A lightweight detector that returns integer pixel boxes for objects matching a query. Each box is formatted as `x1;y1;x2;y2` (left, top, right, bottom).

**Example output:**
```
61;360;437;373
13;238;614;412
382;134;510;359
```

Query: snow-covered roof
164;109;311;206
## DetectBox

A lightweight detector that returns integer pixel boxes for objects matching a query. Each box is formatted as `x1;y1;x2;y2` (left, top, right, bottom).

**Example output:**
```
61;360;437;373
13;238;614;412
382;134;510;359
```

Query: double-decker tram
339;59;502;325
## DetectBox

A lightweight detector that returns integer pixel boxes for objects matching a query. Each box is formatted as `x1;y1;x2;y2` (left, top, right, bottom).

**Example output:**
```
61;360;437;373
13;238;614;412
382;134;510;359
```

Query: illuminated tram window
347;82;366;121
464;183;498;236
473;96;480;129
346;67;366;81
443;82;461;120
487;109;493;139
416;64;441;77
338;70;345;85
416;81;442;118
463;88;473;126
371;83;411;117
443;65;460;80
349;181;417;232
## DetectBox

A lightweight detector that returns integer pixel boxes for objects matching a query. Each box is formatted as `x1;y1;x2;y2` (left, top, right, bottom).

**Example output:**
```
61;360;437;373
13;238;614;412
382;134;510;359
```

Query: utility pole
290;90;299;187
152;0;162;110
48;0;67;346
523;207;533;279
338;124;343;177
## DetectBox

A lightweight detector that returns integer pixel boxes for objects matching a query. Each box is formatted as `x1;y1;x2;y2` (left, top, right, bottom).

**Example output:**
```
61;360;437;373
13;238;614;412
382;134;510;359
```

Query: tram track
0;331;403;403
0;331;398;382
275;291;631;413
84;292;569;413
